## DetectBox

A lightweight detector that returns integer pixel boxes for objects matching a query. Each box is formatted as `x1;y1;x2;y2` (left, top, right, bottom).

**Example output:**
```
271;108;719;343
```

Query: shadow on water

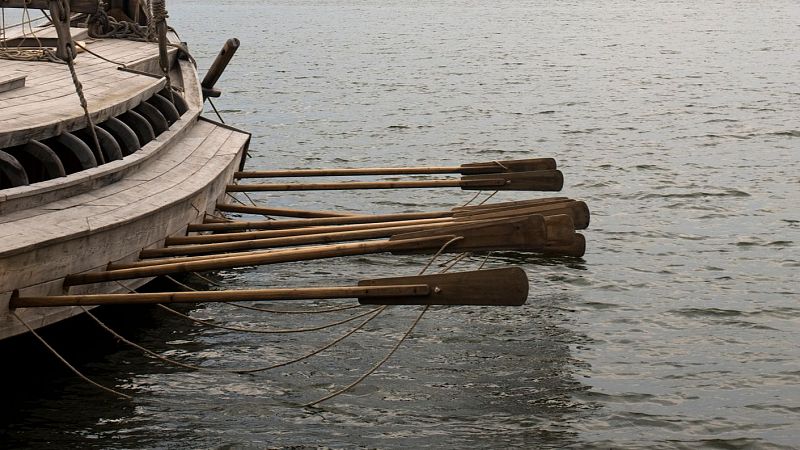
0;279;204;449
0;269;594;448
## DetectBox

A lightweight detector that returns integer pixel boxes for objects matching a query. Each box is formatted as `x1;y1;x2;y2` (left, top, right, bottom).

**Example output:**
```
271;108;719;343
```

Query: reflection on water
2;0;799;448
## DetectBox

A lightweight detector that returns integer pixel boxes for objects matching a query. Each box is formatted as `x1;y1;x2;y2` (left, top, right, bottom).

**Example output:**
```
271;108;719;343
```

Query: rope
234;306;387;374
462;190;483;207
417;236;464;275
11;311;132;399
208;97;225;123
66;49;105;164
303;234;466;406
230;302;362;315
303;304;429;407
100;283;386;375
441;252;470;273
74;40;127;67
156;303;383;334
80;306;234;374
170;274;362;315
477;252;493;270
491;160;509;170
477;190;499;206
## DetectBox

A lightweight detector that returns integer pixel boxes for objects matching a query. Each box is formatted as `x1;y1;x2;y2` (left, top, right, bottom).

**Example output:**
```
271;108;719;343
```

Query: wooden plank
0;72;26;94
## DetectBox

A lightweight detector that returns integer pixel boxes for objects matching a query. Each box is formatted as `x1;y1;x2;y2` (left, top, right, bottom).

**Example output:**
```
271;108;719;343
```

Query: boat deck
0;27;177;148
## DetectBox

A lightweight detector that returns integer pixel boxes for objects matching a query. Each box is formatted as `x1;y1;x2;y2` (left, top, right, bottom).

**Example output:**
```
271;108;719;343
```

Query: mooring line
235;305;388;374
156;303;382;334
102;285;386;374
228;302;362;314
79;306;234;374
462;190;483;207
180;273;362;314
304;235;462;406
10;311;132;400
477;190;499;206
303;304;429;407
417;236;464;275
441;252;471;273
477;251;494;270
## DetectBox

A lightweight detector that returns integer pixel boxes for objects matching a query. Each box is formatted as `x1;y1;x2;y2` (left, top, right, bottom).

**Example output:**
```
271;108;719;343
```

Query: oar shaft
64;236;455;286
215;203;356;218
226;178;505;192
143;220;459;258
169;217;452;245
188;210;453;232
12;285;429;308
233;158;557;178
236;166;464;178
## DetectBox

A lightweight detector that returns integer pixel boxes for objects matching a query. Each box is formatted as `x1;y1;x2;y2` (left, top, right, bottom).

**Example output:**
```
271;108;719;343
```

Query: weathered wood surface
0;120;250;340
0;35;179;149
0;57;202;215
0;71;26;94
359;267;529;306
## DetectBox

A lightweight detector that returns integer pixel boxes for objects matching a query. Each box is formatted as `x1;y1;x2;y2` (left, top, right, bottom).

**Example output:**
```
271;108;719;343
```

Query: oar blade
389;215;547;253
461;170;564;191
358;267;529;306
460;157;557;174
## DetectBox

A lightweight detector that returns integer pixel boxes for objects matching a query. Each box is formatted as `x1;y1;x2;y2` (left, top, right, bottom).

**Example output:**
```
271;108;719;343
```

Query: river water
2;1;799;448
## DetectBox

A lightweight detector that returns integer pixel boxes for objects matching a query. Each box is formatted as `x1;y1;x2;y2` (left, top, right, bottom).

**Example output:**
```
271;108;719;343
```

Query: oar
66;217;551;286
14;268;528;307
215;204;357;218
122;214;574;272
66;236;456;286
141;214;576;258
185;197;583;233
234;158;556;178
226;170;563;192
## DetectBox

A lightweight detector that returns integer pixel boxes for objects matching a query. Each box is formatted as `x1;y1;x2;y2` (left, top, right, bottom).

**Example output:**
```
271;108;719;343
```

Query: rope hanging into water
156;303;383;334
100;281;388;374
304;235;465;407
184;273;362;315
10;311;132;399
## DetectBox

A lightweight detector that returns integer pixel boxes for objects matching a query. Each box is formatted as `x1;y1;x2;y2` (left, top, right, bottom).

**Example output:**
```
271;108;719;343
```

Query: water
2;1;799;448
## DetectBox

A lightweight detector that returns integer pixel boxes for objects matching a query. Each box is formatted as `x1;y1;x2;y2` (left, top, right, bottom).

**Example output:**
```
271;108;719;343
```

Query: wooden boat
0;2;595;406
0;4;590;400
0;1;250;340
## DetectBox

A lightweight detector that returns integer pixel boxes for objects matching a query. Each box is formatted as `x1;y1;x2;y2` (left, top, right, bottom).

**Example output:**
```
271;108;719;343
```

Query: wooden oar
226;170;563;192
144;219;461;258
186;210;452;233
186;197;580;233
358;267;528;306
121;215;553;270
68;217;552;285
215;204;357;218
65;236;457;286
170;217;453;245
234;158;556;178
142;214;575;258
14;268;528;308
